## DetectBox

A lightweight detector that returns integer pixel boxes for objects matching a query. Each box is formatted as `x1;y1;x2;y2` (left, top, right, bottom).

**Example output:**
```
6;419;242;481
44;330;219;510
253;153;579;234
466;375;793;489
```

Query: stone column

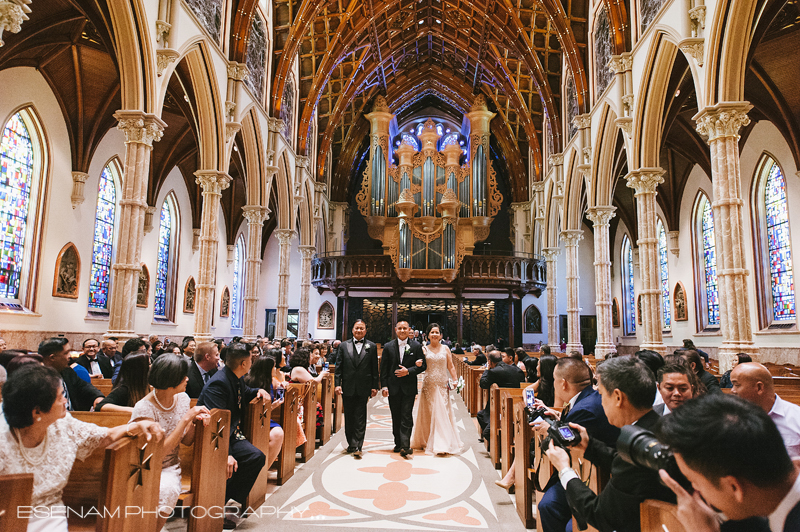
694;102;757;369
587;206;617;359
561;231;584;354
274;229;295;339
106;111;165;340
626;169;666;354
542;247;561;348
193;171;232;343
241;205;270;342
297;245;316;341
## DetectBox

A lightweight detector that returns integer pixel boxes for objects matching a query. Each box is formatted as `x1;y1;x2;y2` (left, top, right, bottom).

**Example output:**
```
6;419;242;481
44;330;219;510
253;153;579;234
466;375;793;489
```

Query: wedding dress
410;344;463;455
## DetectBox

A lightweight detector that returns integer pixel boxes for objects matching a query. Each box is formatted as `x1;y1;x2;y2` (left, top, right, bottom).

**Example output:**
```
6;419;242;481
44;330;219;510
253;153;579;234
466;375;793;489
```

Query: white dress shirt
769;394;800;458
769;468;800;532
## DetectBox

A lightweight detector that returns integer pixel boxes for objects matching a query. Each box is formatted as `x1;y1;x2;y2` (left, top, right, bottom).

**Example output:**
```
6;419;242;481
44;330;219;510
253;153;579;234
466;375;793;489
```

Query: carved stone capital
268;117;285;133
242;205;269;225
561;229;584;246
274;229;296;246
298;245;316;260
615;117;633;136
0;0;29;47
679;38;705;66
586;206;617;226
622;94;635;113
542;247;561;261
296;155;310;169
668;230;680;257
192;229;201;252
227;62;249;81
114;111;166;147
70;171;89;209
689;5;706;28
608;55;626;74
227;244;235;265
313;181;327;194
531;181;546;193
549;153;564;167
620;52;633;71
626;168;665;195
144;206;157;234
573;114;592;130
265;165;279;180
372;95;390;113
155;20;171;44
694;102;752;142
225;122;241;142
578;164;592;178
194;170;232;195
225;101;236;121
156;48;179;76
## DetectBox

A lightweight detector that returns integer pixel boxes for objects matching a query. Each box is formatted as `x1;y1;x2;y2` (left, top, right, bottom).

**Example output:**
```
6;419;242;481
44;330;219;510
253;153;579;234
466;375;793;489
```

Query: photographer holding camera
658;394;800;532
545;356;675;532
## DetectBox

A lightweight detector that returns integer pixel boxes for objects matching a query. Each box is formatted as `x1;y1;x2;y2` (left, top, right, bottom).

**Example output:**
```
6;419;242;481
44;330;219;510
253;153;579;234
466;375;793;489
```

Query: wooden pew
468;367;484;415
640;500;687;532
317;373;334;444
242;396;274;511
272;385;299;485
513;401;536;529
329;367;344;433
500;388;525;476
94;383;113;397
0;473;34;532
287;382;316;462
175;409;231;532
63;429;164;532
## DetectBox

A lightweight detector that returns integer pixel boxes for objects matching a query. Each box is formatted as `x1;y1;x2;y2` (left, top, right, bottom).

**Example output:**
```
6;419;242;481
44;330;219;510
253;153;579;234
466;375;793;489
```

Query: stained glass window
231;236;245;328
622;236;636;335
700;195;720;326
658;220;671;329
154;199;174;317
0;113;34;300
594;7;614;98
88;165;117;309
764;160;796;321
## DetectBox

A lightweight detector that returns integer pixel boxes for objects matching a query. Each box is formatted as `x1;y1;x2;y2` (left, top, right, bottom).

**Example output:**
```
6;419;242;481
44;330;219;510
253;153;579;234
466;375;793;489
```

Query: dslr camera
526;406;582;450
617;425;692;491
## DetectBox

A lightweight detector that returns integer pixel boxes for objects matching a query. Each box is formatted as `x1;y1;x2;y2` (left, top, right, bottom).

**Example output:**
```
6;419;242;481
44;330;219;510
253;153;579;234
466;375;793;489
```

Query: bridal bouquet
447;376;465;392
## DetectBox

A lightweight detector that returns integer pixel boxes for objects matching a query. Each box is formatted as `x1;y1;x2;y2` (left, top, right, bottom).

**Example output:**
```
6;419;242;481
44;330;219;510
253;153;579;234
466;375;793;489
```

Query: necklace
152;390;176;411
13;427;48;466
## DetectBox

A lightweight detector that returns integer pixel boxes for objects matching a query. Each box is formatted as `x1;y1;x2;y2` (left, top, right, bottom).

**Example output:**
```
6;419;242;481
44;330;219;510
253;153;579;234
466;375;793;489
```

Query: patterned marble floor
234;389;529;531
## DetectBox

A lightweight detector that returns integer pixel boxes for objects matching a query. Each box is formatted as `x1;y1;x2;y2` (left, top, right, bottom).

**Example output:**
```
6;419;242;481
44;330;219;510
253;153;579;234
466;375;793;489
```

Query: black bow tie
354;339;364;344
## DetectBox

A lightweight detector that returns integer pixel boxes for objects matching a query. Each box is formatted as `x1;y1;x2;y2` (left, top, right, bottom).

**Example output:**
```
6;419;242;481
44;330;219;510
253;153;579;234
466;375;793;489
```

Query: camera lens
617;425;673;471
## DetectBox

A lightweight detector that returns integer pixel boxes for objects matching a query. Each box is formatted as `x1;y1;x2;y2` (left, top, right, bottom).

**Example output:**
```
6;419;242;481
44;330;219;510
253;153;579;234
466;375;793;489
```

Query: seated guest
534;353;558;407
545;356;675;532
181;336;196;360
101;338;122;368
477;350;525;440
112;337;149;384
243;353;287;465
289;347;330;436
0;364;162;532
516;347;539;384
730;362;800;457
328;339;342;366
655;363;697;415
97;352;151;412
75;338;114;378
186;341;220;398
150;339;164;359
683;338;710;365
636;349;666;407
6;353;42;375
685;349;721;394
130;354;211;531
40;337;104;411
465;346;487;366
452;343;464;355
658;394;800;532
720;352;752;388
198;343;271;529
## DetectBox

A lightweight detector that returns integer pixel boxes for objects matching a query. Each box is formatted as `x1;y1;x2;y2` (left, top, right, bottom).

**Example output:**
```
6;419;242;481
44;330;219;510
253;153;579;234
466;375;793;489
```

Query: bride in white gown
410;323;463;455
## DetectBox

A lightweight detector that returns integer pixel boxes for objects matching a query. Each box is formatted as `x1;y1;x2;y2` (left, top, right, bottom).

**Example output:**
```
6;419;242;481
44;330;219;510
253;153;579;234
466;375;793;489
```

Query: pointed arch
88;157;123;311
692;191;719;330
155;192;181;320
524;304;543;333
231;234;246;329
590;104;622;209
107;0;158;112
622;234;636;335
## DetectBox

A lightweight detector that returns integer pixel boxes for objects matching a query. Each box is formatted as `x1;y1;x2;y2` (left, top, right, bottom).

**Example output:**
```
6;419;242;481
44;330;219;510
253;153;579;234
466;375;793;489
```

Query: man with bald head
731;362;800;457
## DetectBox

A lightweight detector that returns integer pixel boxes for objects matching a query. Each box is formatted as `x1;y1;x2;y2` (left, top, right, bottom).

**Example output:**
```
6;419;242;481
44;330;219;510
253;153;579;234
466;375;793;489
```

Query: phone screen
525;389;535;407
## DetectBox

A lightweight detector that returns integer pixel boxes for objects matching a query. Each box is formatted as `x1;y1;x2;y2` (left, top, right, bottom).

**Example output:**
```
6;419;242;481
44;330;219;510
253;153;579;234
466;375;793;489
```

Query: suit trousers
388;391;416;449
342;393;370;451
227;438;266;509
538;475;573;532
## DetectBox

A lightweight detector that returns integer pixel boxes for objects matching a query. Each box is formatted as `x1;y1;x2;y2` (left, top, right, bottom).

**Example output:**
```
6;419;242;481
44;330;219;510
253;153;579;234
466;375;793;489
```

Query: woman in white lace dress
130;354;210;531
410;323;463;455
0;364;163;532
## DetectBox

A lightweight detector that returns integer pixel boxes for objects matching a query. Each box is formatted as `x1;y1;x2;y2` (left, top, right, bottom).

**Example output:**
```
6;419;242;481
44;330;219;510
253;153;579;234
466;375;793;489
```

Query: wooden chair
640;500;687;532
0;473;34;532
242;396;274;510
176;408;231;532
64;433;164;532
317;373;334;444
272;385;299;485
287;381;316;462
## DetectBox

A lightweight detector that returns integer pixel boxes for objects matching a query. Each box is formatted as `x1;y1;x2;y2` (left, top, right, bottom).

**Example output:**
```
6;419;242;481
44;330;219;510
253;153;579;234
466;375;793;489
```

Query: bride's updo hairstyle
426;323;441;336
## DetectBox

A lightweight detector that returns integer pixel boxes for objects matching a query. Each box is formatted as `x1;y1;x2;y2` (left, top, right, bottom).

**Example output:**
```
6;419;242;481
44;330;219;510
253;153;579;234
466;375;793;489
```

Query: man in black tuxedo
477;350;524;440
334;319;379;459
75;338;114;378
198;343;271;529
659;394;799;532
545;356;675;532
186;341;220;398
380;320;426;457
39;337;104;412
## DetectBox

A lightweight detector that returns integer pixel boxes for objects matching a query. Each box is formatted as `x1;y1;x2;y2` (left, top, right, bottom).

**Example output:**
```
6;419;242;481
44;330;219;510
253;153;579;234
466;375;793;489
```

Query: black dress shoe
353;450;363;459
393;446;402;453
400;448;413;458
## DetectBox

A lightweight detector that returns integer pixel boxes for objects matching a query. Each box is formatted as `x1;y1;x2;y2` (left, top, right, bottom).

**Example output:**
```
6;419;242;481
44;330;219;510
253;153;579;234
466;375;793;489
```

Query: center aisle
240;387;529;531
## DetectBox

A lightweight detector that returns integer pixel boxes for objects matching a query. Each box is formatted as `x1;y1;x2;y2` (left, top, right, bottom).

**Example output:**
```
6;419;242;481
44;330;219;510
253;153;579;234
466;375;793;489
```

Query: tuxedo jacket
479;362;525;411
564;410;675;532
186;360;217;399
62;366;104;411
334;338;379;397
75;353;114;379
380;338;426;396
197;366;260;444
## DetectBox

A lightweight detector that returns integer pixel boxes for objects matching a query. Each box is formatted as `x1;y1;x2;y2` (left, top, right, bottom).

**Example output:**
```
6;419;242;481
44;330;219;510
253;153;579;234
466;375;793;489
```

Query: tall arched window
622;235;636;335
657;219;671;330
0;110;44;304
755;156;796;324
231;235;245;329
88;161;120;310
696;194;720;327
154;195;179;319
